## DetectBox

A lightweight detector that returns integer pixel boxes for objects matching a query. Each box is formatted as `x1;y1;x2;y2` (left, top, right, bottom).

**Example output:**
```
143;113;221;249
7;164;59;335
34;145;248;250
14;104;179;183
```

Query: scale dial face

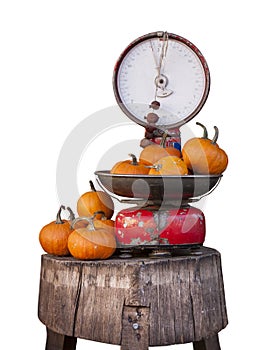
113;31;210;129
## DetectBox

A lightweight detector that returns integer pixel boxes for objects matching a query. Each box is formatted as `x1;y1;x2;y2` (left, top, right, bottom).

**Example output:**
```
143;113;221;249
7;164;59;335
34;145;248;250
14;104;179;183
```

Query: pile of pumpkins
39;122;228;261
39;180;116;260
111;122;228;176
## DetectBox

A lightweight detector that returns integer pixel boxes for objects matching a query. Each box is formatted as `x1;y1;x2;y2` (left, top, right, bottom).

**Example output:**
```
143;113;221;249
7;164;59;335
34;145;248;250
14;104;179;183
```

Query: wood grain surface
38;246;227;347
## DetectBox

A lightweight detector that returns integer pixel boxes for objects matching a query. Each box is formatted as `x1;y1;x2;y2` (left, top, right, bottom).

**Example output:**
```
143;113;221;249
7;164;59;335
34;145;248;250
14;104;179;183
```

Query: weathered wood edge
38;246;220;265
38;254;83;336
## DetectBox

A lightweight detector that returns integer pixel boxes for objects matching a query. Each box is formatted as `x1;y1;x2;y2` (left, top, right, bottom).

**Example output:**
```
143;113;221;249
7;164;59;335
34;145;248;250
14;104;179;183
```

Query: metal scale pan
95;170;222;202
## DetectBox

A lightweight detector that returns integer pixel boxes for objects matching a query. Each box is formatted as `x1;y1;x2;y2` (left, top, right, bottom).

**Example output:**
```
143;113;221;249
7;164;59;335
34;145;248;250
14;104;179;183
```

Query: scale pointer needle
152;32;173;100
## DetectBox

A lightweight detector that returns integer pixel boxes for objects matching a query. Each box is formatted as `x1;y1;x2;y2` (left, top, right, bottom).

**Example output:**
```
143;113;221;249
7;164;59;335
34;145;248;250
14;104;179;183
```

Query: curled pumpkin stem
212;126;219;144
71;216;95;230
128;153;138;166
196;122;208;139
56;205;66;224
66;207;75;221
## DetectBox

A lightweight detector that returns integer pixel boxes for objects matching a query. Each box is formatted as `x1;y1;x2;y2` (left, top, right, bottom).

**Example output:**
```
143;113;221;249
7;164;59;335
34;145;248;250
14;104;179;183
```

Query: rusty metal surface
114;243;204;258
115;205;206;247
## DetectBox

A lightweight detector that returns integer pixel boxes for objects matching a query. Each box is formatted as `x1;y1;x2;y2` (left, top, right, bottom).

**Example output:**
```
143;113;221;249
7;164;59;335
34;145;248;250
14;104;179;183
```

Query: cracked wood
38;247;227;346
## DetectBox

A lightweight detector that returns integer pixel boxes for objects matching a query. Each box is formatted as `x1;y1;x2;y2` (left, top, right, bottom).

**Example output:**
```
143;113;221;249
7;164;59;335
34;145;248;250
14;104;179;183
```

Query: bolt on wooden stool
38;246;228;350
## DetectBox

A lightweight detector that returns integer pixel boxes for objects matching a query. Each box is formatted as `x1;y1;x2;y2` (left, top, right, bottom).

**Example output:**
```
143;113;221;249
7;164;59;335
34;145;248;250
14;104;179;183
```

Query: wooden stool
38;246;228;350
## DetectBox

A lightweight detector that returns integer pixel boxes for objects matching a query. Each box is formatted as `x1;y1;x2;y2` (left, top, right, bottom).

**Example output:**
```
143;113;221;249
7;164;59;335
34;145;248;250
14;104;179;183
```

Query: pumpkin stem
128;153;138;166
148;164;162;171
71;216;96;231
159;131;169;148
93;211;107;220
212;126;219;144
196;122;208;139
88;218;96;231
66;207;75;221
56;205;66;224
89;180;97;192
155;164;162;171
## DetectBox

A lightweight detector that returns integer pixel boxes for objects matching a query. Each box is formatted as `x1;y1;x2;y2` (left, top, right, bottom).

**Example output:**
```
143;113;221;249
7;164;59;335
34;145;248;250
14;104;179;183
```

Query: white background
1;0;265;349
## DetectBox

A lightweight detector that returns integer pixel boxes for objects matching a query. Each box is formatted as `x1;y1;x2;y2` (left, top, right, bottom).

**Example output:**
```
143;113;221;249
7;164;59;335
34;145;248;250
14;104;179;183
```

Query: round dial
113;31;210;129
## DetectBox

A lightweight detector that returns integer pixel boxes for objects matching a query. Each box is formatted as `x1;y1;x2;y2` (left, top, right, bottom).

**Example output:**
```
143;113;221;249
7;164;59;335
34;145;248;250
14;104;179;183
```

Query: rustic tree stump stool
38;246;228;350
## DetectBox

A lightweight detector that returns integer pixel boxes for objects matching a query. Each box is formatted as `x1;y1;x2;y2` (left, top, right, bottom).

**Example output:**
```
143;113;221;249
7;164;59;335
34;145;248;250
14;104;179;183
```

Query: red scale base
115;204;205;247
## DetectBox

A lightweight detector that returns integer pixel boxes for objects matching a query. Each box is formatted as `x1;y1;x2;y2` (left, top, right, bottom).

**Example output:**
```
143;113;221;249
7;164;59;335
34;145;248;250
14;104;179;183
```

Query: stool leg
45;328;77;350
193;334;221;350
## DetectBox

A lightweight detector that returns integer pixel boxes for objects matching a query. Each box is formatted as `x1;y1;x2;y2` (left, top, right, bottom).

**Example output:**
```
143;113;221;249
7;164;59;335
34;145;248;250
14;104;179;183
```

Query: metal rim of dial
113;31;210;129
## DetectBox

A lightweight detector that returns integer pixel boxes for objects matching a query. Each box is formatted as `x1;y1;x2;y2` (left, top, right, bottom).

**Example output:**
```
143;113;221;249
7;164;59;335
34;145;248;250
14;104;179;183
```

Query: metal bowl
94;170;222;202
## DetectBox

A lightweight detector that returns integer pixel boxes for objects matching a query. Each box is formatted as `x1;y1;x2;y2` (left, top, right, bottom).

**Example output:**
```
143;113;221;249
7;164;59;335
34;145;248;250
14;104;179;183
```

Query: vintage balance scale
38;32;228;349
95;31;222;257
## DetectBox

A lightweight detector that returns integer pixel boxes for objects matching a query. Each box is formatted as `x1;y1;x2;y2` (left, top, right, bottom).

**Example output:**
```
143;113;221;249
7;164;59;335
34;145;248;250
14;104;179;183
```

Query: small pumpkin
139;132;181;165
110;154;149;175
148;156;188;176
68;217;116;260
182;122;228;175
77;180;114;219
39;205;74;256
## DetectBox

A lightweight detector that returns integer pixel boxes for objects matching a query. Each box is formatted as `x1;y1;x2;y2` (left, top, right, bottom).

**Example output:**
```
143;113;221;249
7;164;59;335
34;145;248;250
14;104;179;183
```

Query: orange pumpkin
182;122;228;175
77;180;114;219
39;205;74;256
68;217;116;260
148;156;188;176
110;154;149;175
139;132;181;165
